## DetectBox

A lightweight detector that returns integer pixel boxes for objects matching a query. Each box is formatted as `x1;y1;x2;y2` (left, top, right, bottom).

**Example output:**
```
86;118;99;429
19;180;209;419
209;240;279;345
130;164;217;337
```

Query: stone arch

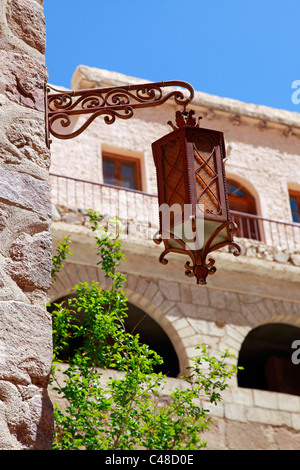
237;314;300;396
48;262;189;376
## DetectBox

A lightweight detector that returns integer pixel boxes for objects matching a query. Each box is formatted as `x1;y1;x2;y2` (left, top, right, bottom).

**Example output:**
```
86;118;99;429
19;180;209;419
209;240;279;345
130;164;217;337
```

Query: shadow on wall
48;297;180;378
238;323;300;396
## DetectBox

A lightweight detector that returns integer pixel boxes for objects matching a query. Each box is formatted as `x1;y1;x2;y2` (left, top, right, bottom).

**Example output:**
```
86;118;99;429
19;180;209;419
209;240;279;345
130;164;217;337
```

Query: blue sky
44;0;300;112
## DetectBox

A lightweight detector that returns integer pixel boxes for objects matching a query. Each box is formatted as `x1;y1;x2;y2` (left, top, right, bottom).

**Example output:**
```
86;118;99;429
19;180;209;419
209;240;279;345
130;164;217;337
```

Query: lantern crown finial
167;109;202;131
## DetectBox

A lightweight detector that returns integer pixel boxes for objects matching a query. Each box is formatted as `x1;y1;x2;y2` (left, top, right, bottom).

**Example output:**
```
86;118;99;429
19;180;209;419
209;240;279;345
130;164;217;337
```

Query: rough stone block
225;420;276;450
143;280;158;301
247;407;292;427
179;283;191;302
290;253;300;267
170;317;190;330
177;301;198;318
277;393;300;412
207;288;226;309
135;277;149;296
6;231;52;290
6;0;46;54
0;50;47;111
291;412;300;431
151;289;164;308
0;167;52;217
273;425;300;449
274;251;290;263
5;116;50;169
158;299;176;314
0;253;30;303
0;301;52;385
158;279;180;301
224;403;247;422
187;318;209;335
190;284;209;306
231;388;254;407
181;333;203;347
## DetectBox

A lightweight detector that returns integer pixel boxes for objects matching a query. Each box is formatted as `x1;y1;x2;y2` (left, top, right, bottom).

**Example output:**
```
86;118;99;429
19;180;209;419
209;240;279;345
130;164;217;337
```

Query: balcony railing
50;173;300;252
230;210;300;252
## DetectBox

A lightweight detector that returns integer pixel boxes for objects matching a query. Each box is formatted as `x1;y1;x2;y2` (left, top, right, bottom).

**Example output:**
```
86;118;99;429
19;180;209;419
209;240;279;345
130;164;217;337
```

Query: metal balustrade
50;173;159;239
50;173;300;251
230;210;300;252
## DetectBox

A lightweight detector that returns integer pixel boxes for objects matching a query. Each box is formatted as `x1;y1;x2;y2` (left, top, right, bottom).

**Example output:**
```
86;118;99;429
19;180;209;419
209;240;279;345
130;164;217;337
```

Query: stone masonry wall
0;0;53;449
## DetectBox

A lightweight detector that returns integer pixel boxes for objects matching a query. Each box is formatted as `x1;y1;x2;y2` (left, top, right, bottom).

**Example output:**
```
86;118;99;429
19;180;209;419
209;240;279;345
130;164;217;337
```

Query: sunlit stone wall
0;0;53;449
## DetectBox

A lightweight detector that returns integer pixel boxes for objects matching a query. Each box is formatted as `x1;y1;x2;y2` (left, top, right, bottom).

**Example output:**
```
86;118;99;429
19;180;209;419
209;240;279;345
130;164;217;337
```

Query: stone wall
49;363;300;450
0;0;53;449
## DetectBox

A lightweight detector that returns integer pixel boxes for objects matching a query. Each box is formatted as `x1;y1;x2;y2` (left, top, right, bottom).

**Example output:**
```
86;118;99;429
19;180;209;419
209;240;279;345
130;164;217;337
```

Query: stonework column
0;0;53;449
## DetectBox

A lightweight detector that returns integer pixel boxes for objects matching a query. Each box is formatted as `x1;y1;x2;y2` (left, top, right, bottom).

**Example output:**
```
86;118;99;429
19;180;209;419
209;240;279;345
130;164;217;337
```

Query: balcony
50;173;300;253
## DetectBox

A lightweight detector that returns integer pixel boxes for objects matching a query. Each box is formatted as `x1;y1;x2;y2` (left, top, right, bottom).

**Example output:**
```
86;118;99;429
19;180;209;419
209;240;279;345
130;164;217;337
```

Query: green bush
50;210;239;450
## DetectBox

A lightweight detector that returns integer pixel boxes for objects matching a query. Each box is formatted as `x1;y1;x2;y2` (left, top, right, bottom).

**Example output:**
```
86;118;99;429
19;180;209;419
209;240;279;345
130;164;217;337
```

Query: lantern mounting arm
45;80;194;146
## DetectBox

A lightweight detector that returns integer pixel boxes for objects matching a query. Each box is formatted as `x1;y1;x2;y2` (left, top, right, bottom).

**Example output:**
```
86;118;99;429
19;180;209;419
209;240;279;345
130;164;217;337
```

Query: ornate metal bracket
45;80;194;147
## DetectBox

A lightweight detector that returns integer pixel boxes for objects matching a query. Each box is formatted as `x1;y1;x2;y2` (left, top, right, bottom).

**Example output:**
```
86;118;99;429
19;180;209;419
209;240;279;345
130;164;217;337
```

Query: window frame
102;153;142;191
227;180;257;215
226;178;261;241
289;190;300;224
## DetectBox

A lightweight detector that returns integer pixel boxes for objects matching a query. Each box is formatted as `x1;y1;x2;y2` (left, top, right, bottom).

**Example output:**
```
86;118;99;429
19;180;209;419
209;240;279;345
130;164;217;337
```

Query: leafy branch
49;210;240;450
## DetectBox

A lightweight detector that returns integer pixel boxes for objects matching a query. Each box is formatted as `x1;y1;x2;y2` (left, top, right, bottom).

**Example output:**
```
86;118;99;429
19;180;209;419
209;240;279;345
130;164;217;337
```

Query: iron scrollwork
45;81;194;146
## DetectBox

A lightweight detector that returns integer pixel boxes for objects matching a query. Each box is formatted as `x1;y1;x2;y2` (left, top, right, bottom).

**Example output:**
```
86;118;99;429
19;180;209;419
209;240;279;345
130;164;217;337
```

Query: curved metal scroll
45;80;194;145
153;220;241;285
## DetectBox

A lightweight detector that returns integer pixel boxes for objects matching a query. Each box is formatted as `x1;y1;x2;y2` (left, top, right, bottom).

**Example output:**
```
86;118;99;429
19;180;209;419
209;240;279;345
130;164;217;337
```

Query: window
102;154;141;191
227;179;260;240
227;180;256;214
289;191;300;223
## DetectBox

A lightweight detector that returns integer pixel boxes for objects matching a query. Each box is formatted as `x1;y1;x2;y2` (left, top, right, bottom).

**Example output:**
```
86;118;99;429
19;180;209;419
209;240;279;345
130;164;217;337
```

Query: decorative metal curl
153;220;241;285
45;80;194;146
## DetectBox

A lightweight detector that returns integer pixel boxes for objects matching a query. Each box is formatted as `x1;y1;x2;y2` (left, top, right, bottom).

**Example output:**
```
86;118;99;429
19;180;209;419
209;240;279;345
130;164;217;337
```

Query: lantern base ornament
153;220;241;285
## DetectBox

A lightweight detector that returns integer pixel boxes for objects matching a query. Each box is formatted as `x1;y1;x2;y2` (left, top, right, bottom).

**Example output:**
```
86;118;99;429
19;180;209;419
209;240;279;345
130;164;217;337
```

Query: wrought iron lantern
45;79;240;285
152;110;241;285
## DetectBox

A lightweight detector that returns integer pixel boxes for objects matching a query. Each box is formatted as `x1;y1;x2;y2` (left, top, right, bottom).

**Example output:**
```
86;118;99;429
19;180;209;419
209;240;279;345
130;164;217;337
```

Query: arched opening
48;295;179;378
124;302;179;377
238;323;300;396
227;178;261;240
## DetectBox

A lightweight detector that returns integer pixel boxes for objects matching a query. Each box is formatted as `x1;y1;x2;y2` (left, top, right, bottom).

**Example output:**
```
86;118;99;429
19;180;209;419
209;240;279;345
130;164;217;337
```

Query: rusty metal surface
152;110;241;285
45;81;194;144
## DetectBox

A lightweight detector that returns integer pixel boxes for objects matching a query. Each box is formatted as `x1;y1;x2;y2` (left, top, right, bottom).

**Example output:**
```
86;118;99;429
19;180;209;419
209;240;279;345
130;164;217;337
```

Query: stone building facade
1;0;298;452
48;66;300;450
0;0;53;450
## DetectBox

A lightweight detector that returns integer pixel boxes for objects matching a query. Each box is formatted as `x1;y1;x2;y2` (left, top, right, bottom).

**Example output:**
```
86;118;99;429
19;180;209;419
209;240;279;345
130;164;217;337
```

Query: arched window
237;323;300;396
48;296;179;378
227;179;260;240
